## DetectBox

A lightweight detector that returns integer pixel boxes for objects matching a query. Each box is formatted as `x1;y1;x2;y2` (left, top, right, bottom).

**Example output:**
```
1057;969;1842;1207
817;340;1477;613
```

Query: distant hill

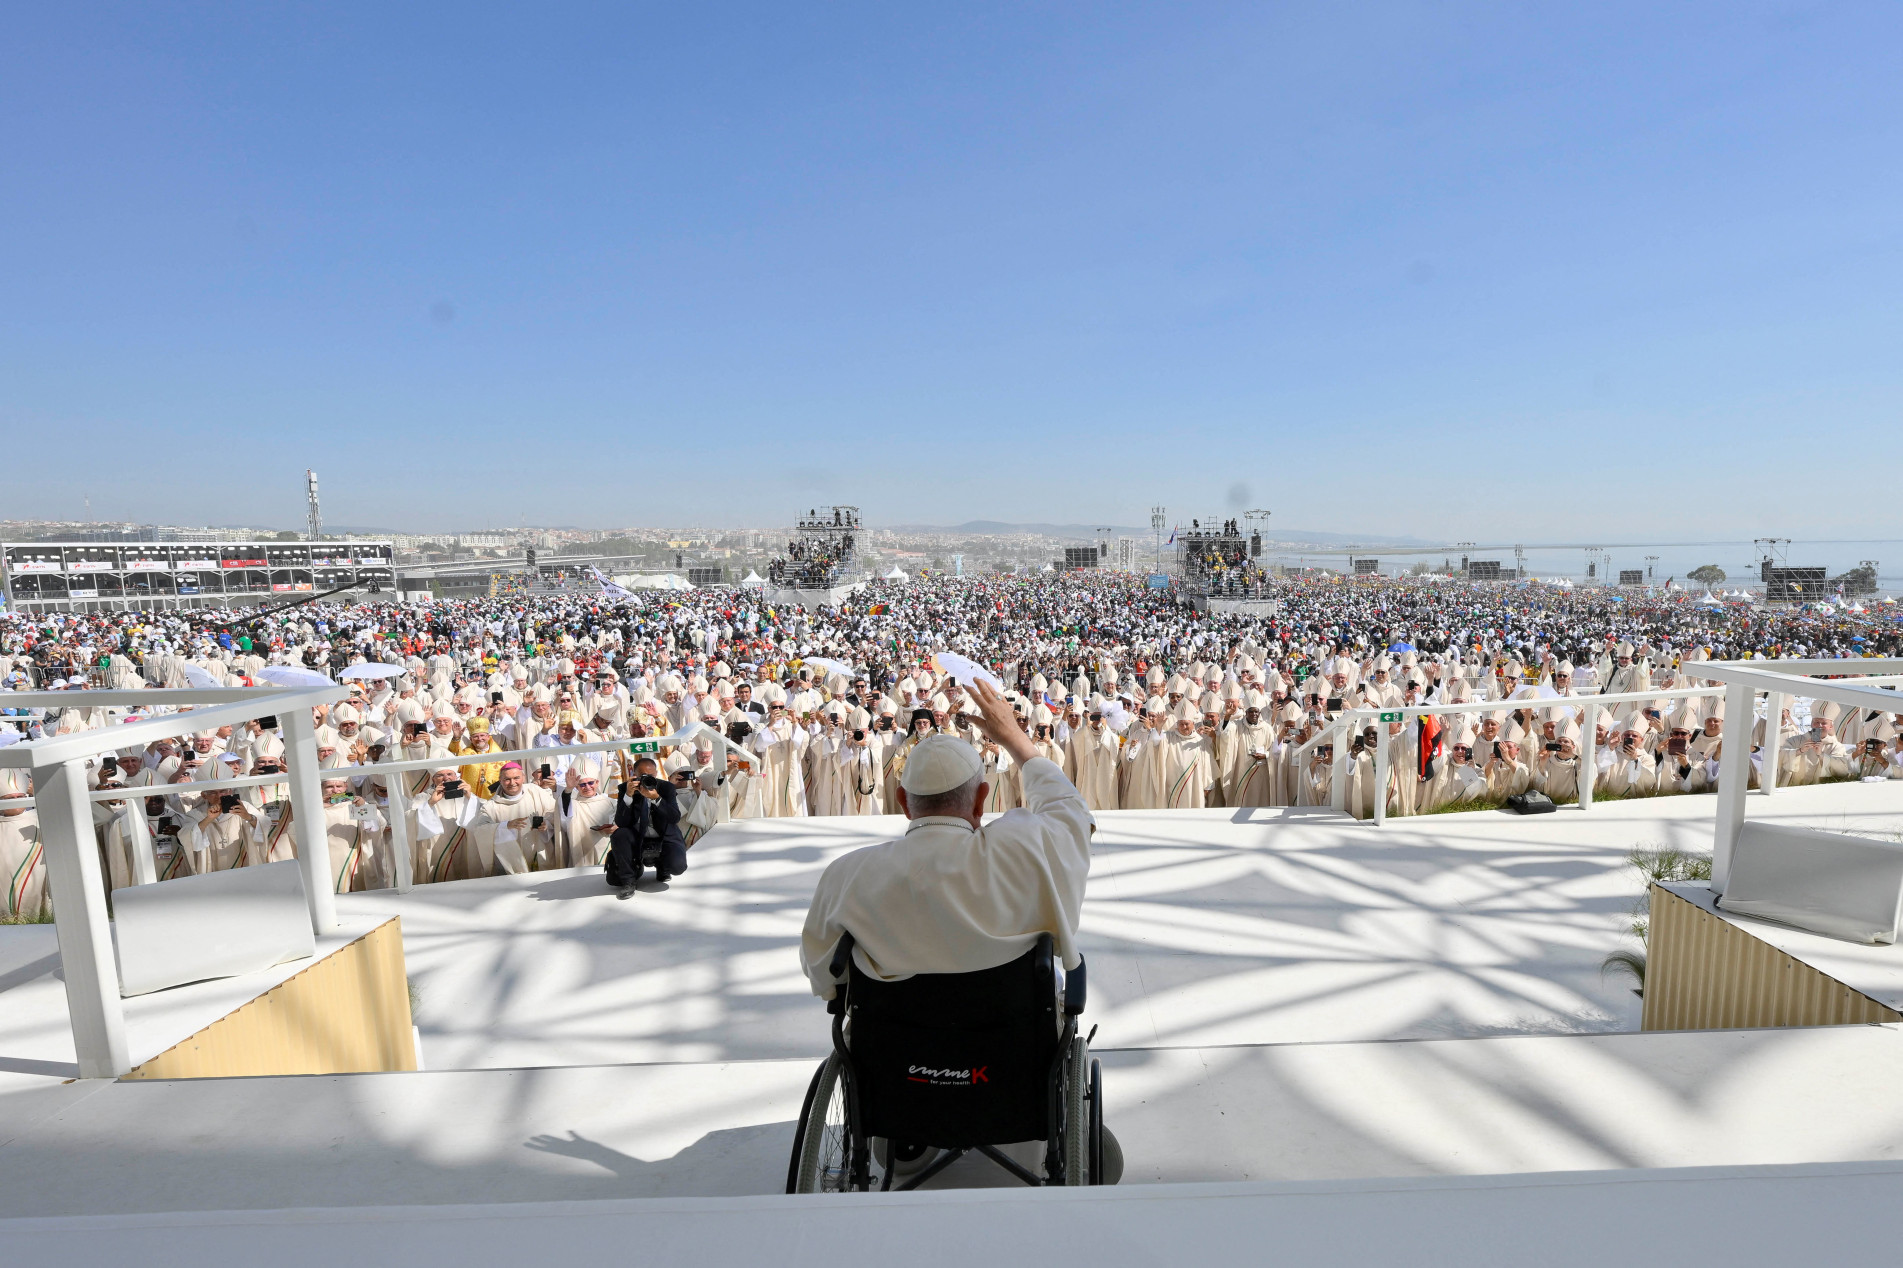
884;520;1434;546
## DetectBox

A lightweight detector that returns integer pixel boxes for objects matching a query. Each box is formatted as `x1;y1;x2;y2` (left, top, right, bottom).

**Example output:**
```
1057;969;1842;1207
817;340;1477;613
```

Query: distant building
2;539;395;614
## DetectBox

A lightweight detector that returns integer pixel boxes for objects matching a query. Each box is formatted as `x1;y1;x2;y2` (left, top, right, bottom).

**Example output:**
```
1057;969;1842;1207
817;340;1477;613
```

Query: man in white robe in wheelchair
797;678;1113;1189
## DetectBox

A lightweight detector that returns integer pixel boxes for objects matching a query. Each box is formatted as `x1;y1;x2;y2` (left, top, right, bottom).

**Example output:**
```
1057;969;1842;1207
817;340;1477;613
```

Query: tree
275;530;302;541
1687;564;1726;585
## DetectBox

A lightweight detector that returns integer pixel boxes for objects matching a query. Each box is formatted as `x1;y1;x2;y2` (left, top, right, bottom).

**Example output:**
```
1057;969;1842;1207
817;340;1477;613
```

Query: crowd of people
4;572;1902;918
766;536;856;589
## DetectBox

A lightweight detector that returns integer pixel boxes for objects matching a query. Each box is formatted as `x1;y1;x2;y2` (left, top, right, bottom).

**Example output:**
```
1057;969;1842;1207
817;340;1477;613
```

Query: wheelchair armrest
1064;955;1087;1016
829;932;856;986
824;933;856;1015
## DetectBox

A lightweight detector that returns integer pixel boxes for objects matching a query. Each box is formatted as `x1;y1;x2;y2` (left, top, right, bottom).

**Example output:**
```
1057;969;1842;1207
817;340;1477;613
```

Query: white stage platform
13;1160;1903;1268
6;780;1903;1234
6;1024;1903;1217
346;782;1903;1071
760;582;865;609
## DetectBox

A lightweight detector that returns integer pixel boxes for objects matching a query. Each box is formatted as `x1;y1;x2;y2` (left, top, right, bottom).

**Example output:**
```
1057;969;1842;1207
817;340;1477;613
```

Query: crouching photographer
607;755;687;898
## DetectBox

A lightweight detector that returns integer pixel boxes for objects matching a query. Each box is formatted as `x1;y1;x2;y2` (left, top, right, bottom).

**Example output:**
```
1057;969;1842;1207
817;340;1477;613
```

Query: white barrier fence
1288;687;1723;823
13;728;757;897
1288;672;1903;825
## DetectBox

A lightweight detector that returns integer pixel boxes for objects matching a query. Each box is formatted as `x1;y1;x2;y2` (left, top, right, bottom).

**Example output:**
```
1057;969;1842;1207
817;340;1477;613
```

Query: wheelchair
786;931;1115;1192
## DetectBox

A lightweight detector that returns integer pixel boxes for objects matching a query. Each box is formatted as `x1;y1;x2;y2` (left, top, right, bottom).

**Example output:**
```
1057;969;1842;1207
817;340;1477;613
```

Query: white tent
628;573;692;591
883;567;909;581
740;571;766;588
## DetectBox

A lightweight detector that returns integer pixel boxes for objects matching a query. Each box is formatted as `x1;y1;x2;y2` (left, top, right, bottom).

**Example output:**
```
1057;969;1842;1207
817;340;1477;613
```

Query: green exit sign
1378;711;1404;723
627;739;661;755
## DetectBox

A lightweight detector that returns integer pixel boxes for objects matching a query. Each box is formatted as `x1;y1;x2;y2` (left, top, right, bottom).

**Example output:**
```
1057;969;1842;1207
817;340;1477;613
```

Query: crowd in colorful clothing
4;572;1902;917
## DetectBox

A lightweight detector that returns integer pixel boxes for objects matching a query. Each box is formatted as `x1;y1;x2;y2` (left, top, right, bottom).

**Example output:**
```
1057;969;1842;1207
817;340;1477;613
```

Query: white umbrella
181;663;222;690
339;662;403;680
256;666;336;688
931;650;1005;693
803;656;857;680
0;730;21;748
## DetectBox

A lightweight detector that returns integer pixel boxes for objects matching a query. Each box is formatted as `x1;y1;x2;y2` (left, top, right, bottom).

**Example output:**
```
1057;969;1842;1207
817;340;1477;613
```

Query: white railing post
1373;719;1390;826
1578;702;1598;812
1760;691;1784;796
279;707;339;933
38;758;131;1078
125;799;158;886
386;768;414;894
1330;717;1350;814
1711;681;1754;894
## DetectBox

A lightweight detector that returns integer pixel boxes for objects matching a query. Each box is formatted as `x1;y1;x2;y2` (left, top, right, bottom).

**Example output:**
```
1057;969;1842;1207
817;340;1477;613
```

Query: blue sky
3;3;1898;539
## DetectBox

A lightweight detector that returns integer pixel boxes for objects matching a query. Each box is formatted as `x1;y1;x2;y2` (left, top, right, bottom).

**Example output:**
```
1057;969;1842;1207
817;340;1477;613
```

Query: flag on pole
589;566;635;603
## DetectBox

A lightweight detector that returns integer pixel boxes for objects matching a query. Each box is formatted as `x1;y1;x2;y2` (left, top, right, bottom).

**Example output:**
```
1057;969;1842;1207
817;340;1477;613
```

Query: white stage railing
0;683;347;1077
1691;658;1903;891
0;683;758;1078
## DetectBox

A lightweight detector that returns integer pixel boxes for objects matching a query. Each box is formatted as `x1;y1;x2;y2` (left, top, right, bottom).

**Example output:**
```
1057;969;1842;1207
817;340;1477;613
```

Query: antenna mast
306;470;323;541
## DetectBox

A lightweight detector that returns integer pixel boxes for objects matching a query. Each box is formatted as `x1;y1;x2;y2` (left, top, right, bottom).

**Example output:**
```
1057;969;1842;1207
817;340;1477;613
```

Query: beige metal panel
125;917;415;1080
1644;885;1900;1031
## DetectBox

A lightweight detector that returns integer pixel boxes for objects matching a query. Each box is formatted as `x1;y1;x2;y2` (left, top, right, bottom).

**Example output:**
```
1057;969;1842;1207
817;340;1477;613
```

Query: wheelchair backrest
839;934;1062;1148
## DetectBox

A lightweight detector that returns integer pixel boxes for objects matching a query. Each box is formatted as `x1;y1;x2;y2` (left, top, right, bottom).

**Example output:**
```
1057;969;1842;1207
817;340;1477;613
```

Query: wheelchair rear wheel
1089;1054;1104;1183
790;1053;862;1192
1063;1035;1090;1185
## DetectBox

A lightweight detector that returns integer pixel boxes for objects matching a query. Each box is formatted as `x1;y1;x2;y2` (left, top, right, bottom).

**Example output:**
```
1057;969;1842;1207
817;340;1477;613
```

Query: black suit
606;779;688;888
